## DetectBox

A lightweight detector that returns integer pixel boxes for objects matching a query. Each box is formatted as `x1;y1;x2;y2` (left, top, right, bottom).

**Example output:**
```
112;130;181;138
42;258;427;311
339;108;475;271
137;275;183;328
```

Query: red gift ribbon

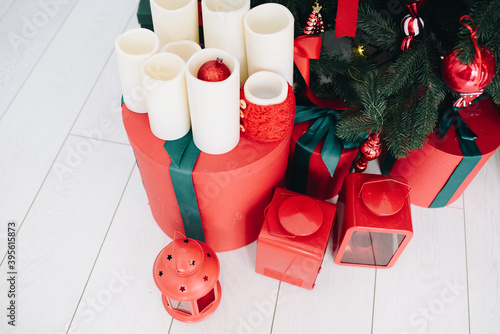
294;36;348;111
335;0;360;38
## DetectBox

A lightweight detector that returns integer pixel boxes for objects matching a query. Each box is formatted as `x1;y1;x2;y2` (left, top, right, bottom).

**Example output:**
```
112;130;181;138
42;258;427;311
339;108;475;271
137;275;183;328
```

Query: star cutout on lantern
189;259;195;265
203;275;209;281
159;271;163;277
207;253;211;257
167;254;172;260
179;286;186;292
184;239;189;243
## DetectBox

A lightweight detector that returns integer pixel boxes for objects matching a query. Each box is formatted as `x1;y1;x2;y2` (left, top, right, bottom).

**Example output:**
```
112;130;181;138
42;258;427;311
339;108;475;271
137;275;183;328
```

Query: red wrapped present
122;103;292;252
286;105;361;200
255;187;337;289
381;95;500;208
332;173;413;269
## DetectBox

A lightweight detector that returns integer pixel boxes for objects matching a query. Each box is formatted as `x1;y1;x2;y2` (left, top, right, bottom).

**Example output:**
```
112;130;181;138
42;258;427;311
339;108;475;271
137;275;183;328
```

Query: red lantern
332;173;413;268
153;233;221;322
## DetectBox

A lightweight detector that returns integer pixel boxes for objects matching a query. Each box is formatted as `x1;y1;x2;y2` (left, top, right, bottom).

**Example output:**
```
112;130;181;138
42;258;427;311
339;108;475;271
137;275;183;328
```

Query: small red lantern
153;233;221;322
255;187;337;289
332;173;413;268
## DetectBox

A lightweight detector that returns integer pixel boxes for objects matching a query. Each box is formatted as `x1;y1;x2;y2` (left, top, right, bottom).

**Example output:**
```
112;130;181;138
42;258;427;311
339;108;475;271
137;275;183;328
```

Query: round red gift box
122;104;291;252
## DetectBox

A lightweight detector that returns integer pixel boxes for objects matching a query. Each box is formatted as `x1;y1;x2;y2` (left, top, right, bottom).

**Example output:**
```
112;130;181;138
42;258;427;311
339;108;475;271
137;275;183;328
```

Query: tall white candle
141;52;191;140
150;0;199;48
185;48;240;154
115;28;159;113
201;0;250;86
244;3;295;85
161;40;202;62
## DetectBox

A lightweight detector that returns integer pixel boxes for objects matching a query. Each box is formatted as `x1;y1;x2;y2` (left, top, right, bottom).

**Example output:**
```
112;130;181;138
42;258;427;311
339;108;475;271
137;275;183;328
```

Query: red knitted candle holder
240;71;295;142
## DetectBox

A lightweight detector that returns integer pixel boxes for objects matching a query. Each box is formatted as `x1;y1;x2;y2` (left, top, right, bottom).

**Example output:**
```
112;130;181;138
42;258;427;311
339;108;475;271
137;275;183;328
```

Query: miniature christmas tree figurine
304;2;325;35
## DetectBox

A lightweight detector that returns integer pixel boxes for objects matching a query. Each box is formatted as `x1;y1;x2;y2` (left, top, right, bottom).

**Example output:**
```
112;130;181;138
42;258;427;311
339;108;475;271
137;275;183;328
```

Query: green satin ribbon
163;130;205;242
429;100;483;208
288;105;360;194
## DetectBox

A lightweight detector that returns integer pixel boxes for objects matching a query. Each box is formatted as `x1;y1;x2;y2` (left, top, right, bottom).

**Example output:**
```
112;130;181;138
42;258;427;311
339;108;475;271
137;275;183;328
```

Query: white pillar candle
150;0;199;48
244;71;288;106
161;40;202;62
201;0;250;86
141;52;191;140
115;28;159;113
244;3;295;85
185;48;240;154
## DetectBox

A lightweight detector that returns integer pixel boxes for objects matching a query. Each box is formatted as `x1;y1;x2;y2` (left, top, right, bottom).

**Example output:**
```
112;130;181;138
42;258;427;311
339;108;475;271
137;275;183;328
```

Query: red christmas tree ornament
441;16;496;107
400;2;424;51
153;232;221;322
354;133;382;173
197;57;231;82
304;2;325;35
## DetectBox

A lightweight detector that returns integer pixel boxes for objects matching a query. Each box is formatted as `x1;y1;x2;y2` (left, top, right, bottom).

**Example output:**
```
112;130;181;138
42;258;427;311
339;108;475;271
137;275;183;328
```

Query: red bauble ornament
441;15;497;107
354;133;382;173
441;47;496;93
197;58;231;82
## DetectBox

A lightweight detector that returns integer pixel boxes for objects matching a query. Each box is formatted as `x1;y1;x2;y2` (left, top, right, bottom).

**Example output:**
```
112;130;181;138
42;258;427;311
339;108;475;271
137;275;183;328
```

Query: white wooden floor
1;1;499;333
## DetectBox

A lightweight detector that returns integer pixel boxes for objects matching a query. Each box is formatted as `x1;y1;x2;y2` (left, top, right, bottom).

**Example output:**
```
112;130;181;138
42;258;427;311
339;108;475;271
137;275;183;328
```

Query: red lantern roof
153;236;220;301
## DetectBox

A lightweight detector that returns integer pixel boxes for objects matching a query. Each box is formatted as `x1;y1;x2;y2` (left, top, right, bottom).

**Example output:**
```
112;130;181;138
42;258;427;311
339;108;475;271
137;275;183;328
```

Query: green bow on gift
288;105;361;194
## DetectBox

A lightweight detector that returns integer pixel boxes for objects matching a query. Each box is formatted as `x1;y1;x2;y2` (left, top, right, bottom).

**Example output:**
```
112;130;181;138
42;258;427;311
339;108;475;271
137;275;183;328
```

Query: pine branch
356;1;399;53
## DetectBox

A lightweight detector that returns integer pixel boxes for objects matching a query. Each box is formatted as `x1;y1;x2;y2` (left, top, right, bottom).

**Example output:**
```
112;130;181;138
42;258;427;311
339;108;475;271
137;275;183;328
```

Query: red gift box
255;187;337;289
122;104;291;252
381;96;500;208
286;119;359;200
332;173;413;268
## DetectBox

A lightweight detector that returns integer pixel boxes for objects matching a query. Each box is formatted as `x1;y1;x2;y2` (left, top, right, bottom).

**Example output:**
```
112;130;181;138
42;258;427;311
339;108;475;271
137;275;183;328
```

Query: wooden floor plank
0;0;78;118
0;137;135;333
372;206;469;334
464;149;500;334
0;0;138;240
272;243;376;334
66;166;173;334
70;18;139;145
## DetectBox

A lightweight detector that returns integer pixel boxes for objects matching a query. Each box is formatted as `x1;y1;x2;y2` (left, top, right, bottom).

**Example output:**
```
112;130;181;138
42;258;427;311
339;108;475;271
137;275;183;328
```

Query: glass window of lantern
196;288;216;313
341;230;406;266
169;298;192;315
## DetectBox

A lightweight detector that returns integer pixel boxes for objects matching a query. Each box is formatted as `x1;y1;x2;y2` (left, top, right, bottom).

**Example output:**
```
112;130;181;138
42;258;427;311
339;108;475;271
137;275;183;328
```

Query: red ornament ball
197;58;231;82
441;47;496;94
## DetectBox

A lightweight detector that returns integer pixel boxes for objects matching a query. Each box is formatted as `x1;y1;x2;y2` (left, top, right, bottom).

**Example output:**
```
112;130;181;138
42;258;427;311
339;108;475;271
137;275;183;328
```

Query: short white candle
244;3;294;85
115;28;159;113
244;71;288;106
201;0;250;86
161;40;202;62
185;48;240;155
150;0;199;48
141;52;191;140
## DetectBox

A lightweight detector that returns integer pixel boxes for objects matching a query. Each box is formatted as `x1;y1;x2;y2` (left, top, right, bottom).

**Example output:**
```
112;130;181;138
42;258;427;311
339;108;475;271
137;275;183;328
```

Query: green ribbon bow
288;105;360;194
163;130;205;242
429;98;483;208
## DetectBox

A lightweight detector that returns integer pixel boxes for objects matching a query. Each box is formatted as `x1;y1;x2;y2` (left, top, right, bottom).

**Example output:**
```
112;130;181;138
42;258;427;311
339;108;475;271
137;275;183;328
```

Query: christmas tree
252;0;500;158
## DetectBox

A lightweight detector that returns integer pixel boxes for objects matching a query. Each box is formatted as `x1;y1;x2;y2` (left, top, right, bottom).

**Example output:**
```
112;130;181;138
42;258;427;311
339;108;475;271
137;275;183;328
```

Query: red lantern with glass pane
332;173;413;268
153;232;221;322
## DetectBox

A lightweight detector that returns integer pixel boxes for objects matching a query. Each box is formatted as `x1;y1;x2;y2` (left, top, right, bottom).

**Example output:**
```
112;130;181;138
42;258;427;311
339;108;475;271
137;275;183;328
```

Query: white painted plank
70;18;140;145
464;149;500;334
0;0;15;19
272;243;376;334
0;137;135;333
0;0;138;241
168;242;280;334
372;206;469;334
66;166;173;334
0;0;79;118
